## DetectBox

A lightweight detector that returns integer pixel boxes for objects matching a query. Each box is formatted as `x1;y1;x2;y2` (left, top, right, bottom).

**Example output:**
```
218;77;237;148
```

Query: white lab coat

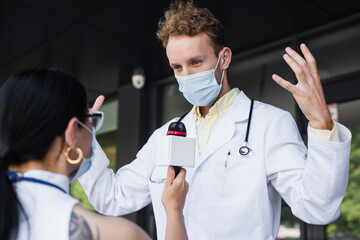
79;91;351;240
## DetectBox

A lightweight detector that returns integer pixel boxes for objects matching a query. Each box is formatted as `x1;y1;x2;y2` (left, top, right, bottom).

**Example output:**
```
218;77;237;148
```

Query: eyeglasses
78;111;104;133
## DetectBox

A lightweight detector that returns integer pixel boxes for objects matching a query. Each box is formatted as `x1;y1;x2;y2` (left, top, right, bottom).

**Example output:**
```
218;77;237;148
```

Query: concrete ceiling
1;0;360;102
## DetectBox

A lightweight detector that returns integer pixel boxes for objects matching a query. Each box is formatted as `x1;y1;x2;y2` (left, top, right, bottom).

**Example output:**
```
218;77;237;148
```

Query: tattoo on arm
69;212;99;240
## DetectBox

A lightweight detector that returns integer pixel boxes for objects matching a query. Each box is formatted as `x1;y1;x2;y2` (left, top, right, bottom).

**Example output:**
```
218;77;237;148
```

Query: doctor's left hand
162;166;189;215
272;43;332;130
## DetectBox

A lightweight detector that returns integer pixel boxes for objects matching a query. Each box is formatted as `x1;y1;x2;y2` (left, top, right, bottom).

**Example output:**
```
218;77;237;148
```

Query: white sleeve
266;112;351;224
78;138;153;216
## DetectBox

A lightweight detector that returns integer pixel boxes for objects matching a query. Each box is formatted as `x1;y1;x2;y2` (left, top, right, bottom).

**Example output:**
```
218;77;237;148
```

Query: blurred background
1;0;360;239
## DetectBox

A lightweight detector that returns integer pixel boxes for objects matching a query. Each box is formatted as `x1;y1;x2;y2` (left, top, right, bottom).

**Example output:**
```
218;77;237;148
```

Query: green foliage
70;180;95;211
281;205;299;228
327;127;360;239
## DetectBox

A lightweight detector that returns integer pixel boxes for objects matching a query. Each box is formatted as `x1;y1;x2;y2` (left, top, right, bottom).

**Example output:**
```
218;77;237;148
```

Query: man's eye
192;60;200;65
173;65;181;70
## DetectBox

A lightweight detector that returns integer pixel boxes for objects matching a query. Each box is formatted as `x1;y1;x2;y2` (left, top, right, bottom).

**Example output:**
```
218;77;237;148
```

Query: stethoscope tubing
239;99;254;156
244;99;254;144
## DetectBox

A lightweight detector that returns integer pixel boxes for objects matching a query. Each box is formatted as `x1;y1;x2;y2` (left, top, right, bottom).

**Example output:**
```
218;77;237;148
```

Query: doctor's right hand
89;95;105;112
162;166;189;214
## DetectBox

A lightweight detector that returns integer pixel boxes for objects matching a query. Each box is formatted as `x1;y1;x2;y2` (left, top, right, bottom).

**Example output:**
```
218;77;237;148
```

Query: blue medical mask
175;51;225;106
66;124;97;182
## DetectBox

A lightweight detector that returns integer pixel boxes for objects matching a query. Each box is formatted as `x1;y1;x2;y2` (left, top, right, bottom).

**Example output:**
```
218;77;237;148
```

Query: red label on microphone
167;131;186;136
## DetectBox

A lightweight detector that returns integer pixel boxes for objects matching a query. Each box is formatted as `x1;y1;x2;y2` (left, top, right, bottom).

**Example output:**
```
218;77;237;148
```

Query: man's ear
221;47;232;70
65;117;79;150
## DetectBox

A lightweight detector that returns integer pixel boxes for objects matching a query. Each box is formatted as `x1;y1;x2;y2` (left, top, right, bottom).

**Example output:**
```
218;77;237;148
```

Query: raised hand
89;95;105;112
272;44;332;130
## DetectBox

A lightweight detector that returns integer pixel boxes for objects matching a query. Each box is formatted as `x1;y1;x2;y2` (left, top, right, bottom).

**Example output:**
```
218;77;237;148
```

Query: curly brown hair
156;1;227;56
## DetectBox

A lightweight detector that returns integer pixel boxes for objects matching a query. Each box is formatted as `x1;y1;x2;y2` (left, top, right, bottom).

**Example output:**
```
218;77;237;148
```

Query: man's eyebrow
170;55;205;67
170;62;180;68
187;56;204;62
182;56;205;65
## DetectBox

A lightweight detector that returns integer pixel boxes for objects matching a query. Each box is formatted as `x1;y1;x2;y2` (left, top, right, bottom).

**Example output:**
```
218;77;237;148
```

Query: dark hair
156;0;227;56
0;68;87;239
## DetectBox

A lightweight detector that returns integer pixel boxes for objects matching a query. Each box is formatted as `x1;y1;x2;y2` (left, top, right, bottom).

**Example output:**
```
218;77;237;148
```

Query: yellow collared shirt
195;88;240;154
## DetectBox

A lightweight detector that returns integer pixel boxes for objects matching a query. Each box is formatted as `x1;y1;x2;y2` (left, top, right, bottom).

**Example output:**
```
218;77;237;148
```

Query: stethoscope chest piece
239;145;250;156
239;143;253;156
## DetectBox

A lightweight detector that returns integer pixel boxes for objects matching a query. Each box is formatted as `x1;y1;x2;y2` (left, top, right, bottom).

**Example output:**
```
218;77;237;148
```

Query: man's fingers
89;95;105;112
285;48;314;87
300;43;318;75
272;74;296;93
282;53;310;86
285;47;307;68
300;43;322;89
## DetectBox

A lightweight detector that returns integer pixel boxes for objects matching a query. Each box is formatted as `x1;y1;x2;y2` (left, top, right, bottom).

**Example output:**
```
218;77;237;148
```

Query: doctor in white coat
79;2;351;240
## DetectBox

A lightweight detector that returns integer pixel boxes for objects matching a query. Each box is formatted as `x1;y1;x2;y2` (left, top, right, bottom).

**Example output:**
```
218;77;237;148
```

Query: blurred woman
0;68;188;240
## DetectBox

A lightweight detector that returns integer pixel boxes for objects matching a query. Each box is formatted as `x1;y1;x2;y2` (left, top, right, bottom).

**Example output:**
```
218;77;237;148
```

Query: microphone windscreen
167;122;186;136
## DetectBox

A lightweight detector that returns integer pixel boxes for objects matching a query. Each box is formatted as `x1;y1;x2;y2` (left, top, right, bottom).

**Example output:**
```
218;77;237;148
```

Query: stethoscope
239;99;254;156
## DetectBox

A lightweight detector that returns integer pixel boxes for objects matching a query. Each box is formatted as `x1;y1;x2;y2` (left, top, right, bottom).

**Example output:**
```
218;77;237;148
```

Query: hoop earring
65;147;83;164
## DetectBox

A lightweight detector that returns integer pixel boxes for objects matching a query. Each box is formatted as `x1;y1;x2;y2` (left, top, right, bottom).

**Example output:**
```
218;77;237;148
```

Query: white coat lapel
196;91;252;168
198;114;235;166
181;108;197;139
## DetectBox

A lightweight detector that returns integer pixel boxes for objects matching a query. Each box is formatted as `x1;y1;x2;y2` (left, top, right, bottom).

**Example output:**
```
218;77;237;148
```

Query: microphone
167;121;187;177
155;116;195;179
